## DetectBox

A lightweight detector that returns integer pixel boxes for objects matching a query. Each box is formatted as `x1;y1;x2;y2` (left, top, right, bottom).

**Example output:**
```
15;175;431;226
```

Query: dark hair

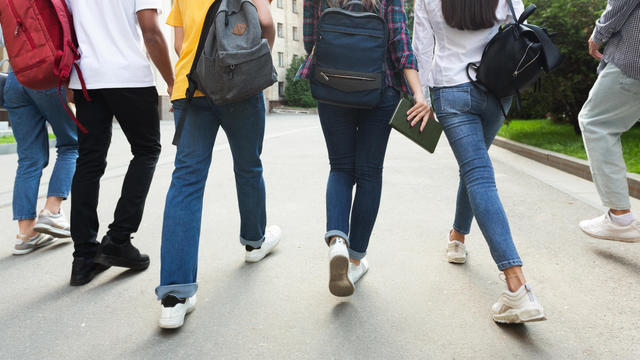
442;0;499;31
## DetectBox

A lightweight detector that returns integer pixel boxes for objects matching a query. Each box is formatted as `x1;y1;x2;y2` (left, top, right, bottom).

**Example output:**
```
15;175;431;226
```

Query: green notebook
389;97;443;153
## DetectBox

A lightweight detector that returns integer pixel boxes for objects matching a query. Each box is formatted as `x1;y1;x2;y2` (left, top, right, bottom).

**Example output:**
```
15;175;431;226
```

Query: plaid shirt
593;0;640;80
296;0;418;93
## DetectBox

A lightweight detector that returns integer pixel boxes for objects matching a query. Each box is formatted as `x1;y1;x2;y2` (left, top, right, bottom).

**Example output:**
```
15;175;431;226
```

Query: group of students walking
2;0;638;330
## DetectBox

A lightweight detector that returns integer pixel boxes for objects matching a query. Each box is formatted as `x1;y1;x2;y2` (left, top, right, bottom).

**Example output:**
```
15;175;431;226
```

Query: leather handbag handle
506;0;537;24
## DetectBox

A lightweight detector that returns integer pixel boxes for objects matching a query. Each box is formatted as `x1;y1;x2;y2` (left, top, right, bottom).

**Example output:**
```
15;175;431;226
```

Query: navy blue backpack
310;0;387;108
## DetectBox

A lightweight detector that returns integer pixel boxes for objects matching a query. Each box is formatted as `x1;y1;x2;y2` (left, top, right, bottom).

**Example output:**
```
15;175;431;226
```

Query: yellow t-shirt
166;0;215;101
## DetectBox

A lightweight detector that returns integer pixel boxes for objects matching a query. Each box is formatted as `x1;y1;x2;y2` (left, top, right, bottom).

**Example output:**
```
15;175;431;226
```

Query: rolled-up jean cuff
47;192;69;199
348;248;366;260
13;214;37;221
452;224;470;235
324;230;350;247
496;259;523;271
155;283;198;300
240;235;264;248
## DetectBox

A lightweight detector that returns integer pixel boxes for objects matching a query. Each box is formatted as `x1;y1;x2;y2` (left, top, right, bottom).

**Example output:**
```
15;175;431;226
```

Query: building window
292;0;298;13
292;27;299;41
277;0;283;8
278;82;285;98
278;52;284;67
277;23;284;38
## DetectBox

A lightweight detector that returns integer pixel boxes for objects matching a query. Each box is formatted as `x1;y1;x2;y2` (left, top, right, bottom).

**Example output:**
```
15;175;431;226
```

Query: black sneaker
70;257;110;286
94;235;150;270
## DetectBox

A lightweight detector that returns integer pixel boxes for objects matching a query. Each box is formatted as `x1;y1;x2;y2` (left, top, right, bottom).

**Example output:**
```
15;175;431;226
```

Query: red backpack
0;0;88;132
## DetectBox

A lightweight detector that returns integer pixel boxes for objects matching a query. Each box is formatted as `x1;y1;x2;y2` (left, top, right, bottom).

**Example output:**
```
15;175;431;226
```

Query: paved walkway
0;114;638;359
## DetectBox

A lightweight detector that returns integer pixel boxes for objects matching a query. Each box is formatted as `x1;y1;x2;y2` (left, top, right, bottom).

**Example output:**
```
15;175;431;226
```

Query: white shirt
68;0;161;89
413;0;524;93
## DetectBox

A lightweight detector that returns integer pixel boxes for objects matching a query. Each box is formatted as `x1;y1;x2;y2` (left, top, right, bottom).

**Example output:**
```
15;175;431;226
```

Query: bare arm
404;68;433;132
253;0;275;51
137;9;175;96
174;26;184;57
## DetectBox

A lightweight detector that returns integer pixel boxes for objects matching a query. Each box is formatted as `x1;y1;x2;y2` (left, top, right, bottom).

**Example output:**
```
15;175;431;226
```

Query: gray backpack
173;0;277;145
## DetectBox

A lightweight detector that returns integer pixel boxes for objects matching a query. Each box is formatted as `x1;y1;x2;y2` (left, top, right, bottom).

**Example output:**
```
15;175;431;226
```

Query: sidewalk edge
493;136;640;200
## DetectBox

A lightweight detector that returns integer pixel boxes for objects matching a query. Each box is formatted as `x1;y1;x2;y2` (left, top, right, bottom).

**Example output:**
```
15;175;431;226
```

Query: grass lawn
498;119;640;174
0;133;56;145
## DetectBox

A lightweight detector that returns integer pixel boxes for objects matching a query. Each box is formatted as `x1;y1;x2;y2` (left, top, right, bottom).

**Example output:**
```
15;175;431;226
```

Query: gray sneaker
13;233;56;255
33;209;71;238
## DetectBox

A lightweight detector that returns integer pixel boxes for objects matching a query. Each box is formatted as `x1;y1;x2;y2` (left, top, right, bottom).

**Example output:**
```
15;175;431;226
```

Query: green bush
284;55;317;108
508;0;607;131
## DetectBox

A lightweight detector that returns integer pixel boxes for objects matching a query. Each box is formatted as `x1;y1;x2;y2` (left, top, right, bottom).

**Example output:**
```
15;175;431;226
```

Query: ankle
449;229;465;243
349;258;360;266
610;209;631;216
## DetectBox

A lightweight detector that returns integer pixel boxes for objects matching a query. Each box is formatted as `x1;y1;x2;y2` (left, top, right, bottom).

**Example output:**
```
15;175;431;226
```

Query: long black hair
442;0;499;31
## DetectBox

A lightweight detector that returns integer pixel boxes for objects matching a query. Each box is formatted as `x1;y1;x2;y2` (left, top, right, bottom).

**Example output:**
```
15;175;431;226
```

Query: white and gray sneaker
348;257;369;285
245;225;282;263
13;233;56;255
33;209;71;238
579;213;640;243
328;237;353;297
492;282;546;324
159;295;197;329
447;240;467;264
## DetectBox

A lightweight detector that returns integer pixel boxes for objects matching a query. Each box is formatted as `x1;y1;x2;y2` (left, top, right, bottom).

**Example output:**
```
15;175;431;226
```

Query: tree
509;0;606;132
284;55;317;108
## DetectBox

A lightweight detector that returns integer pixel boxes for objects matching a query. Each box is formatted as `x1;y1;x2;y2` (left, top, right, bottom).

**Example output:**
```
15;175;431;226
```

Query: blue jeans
156;94;267;300
4;71;78;220
432;83;522;271
318;87;400;260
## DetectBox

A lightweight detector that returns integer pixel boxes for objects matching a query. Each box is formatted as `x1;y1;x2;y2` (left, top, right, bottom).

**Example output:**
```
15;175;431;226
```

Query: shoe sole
447;254;467;264
493;308;547;324
13;237;57;255
159;305;196;329
94;254;150;270
329;255;354;297
579;228;640;243
69;265;111;286
33;223;71;238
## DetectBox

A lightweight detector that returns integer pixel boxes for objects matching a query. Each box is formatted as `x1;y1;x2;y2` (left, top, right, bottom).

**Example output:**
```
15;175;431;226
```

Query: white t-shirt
69;0;161;89
413;0;524;92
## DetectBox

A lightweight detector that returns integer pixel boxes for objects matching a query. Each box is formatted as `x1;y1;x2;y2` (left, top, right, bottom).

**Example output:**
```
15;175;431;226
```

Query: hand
588;36;603;60
65;88;75;104
407;93;434;132
167;84;174;98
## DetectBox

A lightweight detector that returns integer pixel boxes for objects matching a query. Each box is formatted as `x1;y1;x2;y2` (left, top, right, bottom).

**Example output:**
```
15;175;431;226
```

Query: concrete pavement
0;114;639;359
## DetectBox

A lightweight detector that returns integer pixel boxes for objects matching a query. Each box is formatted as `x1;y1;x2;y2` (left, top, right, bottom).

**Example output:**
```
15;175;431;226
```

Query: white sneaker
13;233;56;255
348;257;369;285
33;209;71;238
245;225;281;263
159;295;197;329
492;282;546;324
579;213;640;243
328;237;353;297
447;239;467;264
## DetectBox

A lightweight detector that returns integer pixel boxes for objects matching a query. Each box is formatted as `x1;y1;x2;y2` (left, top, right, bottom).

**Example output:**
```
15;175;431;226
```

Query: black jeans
71;87;161;259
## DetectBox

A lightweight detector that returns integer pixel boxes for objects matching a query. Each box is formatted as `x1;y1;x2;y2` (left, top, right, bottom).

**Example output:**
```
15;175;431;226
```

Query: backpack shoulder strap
184;0;223;101
173;0;224;146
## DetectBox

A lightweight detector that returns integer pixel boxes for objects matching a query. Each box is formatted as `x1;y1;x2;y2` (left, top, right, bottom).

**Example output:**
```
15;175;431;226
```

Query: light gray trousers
579;63;640;210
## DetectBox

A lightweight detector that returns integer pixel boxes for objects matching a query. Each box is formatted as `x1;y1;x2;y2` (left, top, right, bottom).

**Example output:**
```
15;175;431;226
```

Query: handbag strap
506;0;519;24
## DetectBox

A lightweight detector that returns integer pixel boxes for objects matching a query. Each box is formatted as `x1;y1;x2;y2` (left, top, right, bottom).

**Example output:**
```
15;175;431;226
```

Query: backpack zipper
7;0;36;49
513;43;541;77
319;28;384;38
320;72;375;81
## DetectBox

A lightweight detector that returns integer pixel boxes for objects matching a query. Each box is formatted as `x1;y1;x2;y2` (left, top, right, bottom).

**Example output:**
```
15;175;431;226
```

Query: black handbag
467;0;563;113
